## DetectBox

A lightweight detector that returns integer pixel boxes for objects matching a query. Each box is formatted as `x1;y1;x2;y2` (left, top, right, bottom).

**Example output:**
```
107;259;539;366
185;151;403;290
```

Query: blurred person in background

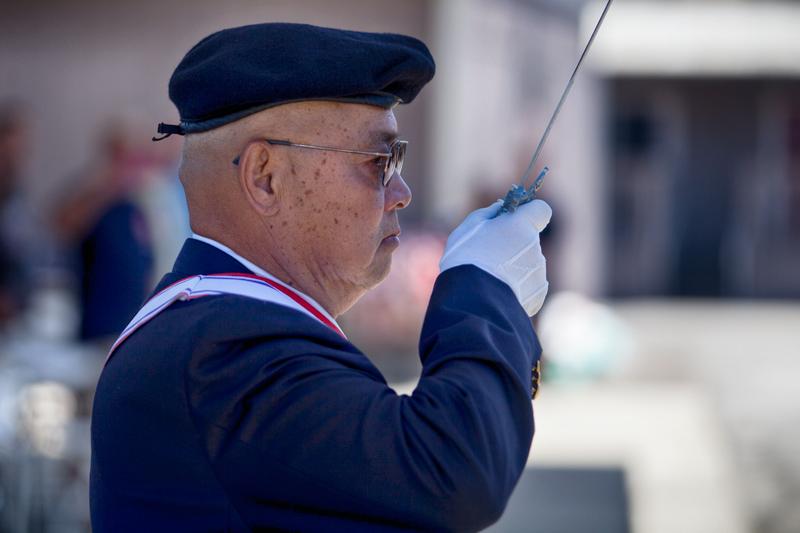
0;101;36;329
52;119;154;344
90;23;552;532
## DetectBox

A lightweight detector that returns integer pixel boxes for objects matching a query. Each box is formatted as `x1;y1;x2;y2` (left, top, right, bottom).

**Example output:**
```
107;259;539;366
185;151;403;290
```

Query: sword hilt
500;166;549;214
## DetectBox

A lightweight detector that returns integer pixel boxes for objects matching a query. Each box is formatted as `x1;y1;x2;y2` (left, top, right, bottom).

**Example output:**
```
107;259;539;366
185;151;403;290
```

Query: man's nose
386;172;412;211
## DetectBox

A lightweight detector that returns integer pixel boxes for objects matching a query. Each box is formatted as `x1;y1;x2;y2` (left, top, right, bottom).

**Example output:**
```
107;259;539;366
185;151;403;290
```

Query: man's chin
363;253;393;289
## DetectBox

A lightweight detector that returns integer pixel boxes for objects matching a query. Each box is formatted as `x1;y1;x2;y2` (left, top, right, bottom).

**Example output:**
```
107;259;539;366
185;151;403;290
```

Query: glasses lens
395;141;406;175
382;158;393;187
383;141;407;186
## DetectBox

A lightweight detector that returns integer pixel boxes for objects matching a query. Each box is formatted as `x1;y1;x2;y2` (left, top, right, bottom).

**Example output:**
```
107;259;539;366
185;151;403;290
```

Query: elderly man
90;23;551;532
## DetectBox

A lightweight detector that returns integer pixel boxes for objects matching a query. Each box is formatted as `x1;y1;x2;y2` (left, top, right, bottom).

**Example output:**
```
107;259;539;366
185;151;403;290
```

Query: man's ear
238;141;281;216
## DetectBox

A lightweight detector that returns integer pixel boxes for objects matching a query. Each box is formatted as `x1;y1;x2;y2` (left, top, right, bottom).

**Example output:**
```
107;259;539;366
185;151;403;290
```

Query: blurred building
2;0;799;299
0;0;596;289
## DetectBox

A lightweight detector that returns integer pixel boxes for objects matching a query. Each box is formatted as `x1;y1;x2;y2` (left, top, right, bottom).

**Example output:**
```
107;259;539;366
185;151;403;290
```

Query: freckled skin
265;103;412;315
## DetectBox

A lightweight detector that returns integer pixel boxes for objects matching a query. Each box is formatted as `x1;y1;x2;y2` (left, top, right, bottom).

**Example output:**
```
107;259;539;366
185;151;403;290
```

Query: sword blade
520;0;614;192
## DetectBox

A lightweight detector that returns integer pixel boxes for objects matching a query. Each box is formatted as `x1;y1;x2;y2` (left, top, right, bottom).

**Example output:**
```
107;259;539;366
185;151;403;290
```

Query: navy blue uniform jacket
90;239;541;532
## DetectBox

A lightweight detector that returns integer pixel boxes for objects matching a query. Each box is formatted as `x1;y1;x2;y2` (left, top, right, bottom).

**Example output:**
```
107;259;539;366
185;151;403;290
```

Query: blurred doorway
608;78;800;298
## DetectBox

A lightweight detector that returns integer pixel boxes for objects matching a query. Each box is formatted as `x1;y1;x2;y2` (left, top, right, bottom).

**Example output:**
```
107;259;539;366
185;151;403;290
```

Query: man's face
271;103;412;298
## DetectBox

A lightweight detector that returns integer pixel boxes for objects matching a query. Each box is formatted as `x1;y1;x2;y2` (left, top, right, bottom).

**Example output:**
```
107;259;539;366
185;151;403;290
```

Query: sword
500;0;614;214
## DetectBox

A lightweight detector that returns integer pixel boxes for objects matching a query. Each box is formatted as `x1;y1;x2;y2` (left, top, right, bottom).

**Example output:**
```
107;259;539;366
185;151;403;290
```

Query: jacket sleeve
186;265;540;532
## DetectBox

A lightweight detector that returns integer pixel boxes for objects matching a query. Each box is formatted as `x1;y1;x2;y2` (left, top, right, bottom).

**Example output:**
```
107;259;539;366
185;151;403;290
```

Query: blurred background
1;0;799;531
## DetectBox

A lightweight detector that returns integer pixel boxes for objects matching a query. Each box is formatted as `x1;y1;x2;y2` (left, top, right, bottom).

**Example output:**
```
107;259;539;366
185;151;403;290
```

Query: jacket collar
154;238;251;293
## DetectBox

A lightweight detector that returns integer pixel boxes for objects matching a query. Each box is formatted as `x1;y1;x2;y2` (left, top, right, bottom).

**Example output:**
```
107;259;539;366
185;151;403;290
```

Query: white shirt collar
190;233;341;328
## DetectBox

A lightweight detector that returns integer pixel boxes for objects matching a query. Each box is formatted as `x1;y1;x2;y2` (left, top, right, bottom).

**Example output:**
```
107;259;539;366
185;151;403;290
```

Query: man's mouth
381;230;401;246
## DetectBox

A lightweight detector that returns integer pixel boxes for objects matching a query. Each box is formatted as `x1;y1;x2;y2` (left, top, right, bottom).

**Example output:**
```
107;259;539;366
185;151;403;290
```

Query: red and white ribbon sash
106;273;345;364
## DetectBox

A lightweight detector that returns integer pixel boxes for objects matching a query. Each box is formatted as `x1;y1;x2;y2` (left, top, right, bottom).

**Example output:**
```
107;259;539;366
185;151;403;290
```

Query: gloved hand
440;199;552;316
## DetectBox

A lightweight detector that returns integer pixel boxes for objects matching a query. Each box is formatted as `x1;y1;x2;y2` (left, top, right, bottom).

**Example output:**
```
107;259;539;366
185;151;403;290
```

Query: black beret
159;22;435;137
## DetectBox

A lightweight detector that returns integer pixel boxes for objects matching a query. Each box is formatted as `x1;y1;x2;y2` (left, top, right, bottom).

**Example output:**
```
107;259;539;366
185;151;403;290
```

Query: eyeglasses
233;138;408;187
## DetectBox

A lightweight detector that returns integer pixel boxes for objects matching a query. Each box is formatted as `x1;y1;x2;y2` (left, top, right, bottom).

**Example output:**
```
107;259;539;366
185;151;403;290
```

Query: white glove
440;199;552;316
